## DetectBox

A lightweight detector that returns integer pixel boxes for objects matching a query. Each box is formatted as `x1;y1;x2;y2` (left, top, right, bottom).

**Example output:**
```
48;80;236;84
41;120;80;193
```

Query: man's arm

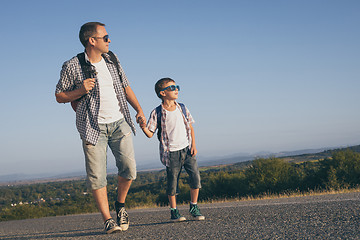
55;78;95;103
124;85;145;123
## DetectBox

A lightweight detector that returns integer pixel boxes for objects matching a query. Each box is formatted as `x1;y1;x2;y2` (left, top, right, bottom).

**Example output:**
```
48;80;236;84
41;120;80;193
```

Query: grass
128;187;360;210
198;187;360;204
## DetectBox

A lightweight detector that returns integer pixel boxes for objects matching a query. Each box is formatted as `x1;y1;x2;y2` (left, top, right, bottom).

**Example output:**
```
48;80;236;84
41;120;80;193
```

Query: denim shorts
166;147;201;196
82;118;136;190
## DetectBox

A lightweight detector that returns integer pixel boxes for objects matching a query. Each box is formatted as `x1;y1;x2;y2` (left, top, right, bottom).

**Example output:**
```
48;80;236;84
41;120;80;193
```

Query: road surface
0;192;359;239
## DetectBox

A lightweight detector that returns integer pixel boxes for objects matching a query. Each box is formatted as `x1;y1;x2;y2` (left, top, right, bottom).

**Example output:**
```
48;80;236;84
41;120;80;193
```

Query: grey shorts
166;147;201;196
82;118;136;190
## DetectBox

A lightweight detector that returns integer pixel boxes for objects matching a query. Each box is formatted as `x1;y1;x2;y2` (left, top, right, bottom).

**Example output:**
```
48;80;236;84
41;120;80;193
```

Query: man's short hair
155;78;175;99
79;22;105;47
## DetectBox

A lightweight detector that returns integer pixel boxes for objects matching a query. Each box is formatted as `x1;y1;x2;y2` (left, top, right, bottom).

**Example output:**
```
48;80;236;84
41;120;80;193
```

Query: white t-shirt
165;107;189;151
92;58;123;124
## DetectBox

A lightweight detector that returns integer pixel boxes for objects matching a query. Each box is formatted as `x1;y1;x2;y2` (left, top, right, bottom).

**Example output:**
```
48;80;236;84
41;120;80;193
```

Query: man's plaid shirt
56;51;136;145
147;102;195;167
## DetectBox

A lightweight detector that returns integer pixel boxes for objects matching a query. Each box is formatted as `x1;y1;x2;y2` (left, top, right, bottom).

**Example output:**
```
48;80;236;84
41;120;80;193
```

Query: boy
139;77;205;222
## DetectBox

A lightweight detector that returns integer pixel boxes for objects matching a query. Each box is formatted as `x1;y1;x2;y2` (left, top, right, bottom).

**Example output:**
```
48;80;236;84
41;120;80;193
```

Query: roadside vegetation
1;148;360;221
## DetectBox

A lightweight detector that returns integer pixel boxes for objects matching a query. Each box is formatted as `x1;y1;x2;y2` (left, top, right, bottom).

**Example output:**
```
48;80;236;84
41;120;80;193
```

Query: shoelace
171;209;181;218
190;205;201;216
118;208;129;224
105;219;115;229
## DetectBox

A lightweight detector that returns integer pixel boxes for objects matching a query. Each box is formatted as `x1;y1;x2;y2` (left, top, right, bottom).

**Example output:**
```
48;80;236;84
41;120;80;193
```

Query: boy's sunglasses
92;35;109;42
161;85;180;92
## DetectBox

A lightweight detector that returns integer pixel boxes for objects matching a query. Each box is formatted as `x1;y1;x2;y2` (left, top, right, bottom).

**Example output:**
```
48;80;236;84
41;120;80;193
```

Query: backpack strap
107;51;127;96
71;51;124;112
77;52;93;79
155;103;188;141
106;51;124;85
156;105;162;141
178;103;188;121
71;52;96;111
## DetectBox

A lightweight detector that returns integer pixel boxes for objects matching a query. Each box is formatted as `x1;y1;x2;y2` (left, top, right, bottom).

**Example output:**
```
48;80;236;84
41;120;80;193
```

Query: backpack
70;51;123;111
155;103;187;141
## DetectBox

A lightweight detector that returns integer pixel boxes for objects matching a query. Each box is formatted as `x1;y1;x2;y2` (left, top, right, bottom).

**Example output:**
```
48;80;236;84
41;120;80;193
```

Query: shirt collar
84;51;91;64
84;51;112;64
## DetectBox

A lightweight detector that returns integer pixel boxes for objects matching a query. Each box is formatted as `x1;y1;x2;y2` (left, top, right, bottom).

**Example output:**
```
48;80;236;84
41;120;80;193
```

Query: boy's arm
138;116;154;138
189;124;197;156
141;126;154;138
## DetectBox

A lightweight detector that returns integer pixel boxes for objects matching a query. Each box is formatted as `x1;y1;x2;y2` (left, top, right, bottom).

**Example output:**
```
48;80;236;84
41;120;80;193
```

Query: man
55;22;145;234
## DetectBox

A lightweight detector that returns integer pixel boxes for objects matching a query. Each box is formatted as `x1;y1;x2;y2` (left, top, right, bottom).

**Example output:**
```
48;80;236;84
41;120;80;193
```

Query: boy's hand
138;116;154;138
190;146;197;156
138;116;147;129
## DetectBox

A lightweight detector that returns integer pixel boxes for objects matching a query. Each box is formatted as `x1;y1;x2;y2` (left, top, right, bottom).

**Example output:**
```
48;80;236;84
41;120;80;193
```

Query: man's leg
82;124;123;233
114;176;132;231
108;120;136;231
82;124;110;222
117;176;132;203
92;186;111;222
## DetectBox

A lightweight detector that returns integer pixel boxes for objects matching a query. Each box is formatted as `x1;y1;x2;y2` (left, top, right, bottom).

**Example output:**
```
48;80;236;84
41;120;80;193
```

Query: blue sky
1;0;359;176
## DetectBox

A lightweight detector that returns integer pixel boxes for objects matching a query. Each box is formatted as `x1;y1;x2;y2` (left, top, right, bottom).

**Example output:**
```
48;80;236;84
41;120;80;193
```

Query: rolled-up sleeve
55;62;75;94
147;109;157;133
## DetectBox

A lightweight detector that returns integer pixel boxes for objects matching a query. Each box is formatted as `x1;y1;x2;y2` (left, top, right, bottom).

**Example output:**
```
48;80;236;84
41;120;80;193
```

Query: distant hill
1;145;359;185
279;145;360;163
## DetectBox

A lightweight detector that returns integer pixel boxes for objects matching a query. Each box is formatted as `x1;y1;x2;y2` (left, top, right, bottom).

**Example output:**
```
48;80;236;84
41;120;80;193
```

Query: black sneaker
104;218;121;234
170;208;186;222
189;204;205;220
116;206;129;231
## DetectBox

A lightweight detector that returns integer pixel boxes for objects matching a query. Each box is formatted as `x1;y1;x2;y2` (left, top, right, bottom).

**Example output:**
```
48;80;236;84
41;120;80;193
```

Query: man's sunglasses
92;35;109;42
161;85;180;91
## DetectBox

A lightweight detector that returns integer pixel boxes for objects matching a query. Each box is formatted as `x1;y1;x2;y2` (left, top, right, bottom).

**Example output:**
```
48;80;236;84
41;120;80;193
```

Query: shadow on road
1;227;103;239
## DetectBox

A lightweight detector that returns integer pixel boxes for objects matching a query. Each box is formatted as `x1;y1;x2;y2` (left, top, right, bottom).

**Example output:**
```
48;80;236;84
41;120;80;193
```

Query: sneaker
170;208;186;222
116;206;129;231
104;218;121;234
189;204;205;220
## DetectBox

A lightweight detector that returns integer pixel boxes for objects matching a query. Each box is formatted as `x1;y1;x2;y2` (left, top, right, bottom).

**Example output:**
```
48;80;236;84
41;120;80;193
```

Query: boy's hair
79;22;105;47
155;77;175;99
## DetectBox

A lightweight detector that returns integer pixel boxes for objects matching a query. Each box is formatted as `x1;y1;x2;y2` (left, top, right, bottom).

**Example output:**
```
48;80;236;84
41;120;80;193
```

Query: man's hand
81;78;95;94
55;78;95;103
137;116;147;129
136;112;146;125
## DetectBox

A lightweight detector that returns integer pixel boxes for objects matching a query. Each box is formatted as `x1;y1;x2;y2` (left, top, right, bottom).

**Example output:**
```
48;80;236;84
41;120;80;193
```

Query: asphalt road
1;192;359;239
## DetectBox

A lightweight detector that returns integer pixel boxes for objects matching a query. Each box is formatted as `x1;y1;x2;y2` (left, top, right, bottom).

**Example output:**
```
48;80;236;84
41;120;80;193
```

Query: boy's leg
168;194;186;222
190;188;199;204
183;148;205;220
168;195;177;209
166;150;182;198
183;148;201;192
167;150;186;222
